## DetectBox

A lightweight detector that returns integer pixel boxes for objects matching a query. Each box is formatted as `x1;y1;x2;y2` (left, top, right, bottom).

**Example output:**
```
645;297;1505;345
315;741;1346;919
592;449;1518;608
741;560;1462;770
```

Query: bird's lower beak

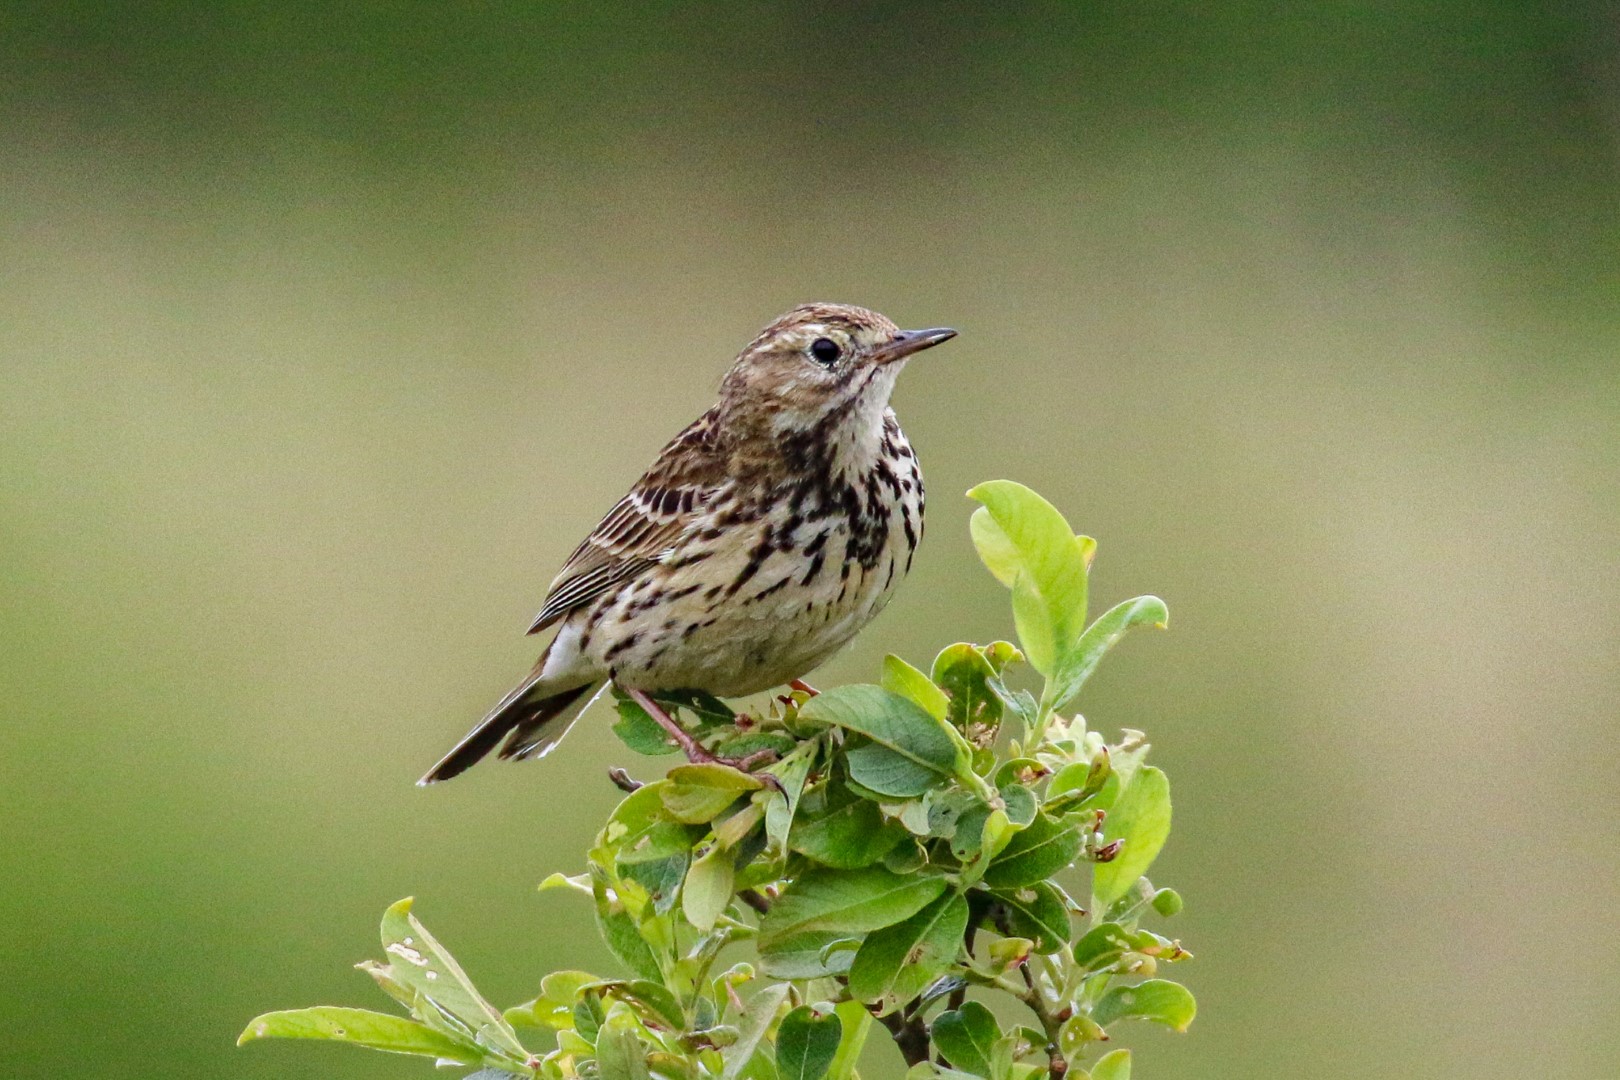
873;327;958;364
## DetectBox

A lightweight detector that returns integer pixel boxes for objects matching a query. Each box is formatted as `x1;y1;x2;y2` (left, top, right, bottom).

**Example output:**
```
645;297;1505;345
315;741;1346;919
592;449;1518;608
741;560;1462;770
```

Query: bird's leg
623;686;782;785
625;686;712;762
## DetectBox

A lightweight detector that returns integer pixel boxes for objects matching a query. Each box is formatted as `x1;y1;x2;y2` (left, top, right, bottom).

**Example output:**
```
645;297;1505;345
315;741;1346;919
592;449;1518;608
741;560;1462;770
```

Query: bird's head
718;303;956;437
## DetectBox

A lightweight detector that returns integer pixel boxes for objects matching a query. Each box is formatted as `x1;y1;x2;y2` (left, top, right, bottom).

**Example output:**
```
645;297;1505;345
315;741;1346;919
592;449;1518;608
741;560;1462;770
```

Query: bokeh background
4;4;1618;1078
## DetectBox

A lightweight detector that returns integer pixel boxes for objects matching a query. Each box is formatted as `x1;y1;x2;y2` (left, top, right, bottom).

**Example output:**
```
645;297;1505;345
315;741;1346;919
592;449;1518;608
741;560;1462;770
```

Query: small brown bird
419;303;955;784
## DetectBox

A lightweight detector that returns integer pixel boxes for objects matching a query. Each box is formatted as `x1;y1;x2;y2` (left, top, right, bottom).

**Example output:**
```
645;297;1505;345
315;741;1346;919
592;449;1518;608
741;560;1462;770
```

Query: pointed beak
872;326;958;365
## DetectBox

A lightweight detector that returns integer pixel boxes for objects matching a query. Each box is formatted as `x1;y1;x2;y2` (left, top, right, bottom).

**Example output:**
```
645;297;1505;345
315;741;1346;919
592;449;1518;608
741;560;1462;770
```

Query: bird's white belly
593;514;908;697
678;563;896;695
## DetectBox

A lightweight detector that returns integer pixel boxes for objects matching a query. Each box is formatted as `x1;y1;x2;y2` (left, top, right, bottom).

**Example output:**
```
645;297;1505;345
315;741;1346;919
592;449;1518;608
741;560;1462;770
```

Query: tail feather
418;677;602;785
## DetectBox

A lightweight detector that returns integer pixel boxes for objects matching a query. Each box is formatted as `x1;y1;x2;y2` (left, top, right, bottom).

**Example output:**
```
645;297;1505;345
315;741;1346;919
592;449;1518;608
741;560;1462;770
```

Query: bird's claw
698;747;783;791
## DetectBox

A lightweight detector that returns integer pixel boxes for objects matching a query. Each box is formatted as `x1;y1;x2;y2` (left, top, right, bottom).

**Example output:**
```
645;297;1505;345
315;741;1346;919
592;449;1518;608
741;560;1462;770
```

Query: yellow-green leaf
236;1007;480;1063
1091;766;1172;907
1091;979;1196;1032
882;654;950;721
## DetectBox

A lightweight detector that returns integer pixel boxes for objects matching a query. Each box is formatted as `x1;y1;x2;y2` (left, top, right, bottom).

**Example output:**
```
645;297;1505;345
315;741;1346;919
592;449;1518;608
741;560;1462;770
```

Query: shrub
241;481;1193;1080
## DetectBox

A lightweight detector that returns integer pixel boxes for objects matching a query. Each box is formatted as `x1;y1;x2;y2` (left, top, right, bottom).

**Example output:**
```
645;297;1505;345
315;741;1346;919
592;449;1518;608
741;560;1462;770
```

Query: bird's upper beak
873;327;958;365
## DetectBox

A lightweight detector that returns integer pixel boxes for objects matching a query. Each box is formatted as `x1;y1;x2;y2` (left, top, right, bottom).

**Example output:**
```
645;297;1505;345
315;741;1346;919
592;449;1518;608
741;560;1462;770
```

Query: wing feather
527;408;725;634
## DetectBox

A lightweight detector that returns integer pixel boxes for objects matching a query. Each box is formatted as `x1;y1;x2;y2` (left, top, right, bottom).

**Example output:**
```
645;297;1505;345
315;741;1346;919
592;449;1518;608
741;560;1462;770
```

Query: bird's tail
417;675;605;785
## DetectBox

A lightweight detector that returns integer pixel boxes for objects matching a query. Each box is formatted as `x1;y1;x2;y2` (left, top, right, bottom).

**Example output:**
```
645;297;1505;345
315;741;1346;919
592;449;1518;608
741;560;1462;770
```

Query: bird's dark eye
809;337;841;365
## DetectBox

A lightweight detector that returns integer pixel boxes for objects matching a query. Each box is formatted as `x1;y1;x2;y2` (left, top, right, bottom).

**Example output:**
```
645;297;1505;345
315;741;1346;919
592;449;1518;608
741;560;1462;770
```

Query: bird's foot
623;686;782;788
685;744;784;793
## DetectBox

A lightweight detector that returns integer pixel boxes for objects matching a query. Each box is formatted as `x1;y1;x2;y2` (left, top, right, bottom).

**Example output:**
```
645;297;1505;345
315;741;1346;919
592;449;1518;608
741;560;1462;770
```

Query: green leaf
715;730;798;760
505;969;601;1030
714;802;766;849
1071;922;1134;973
720;984;790;1080
1091;766;1172;907
622;853;687;916
605;980;686;1030
999;783;1037;828
845;744;946;798
615;819;697;867
881;654;950;720
613;696;679;755
904;1065;984;1080
846;891;969;1012
595;1023;650;1080
1059;1013;1106;1058
789;790;907;868
597;782;676;862
777;1005;843;1080
760;865;946;946
931;1001;1002;1077
1048;596;1169;711
683;844;735;931
968;506;1020;587
950;804;991;861
982;812;1082;889
661;764;764;825
574;990;606;1043
236;1007;481;1062
764;739;818;851
377;898;529;1062
1010;571;1058;675
594;879;663;981
801;684;961;780
756;930;860;979
1091;1049;1132;1080
992;882;1072;953
1091;979;1197;1032
967;481;1092;675
826;1000;873;1080
1047;751;1110;807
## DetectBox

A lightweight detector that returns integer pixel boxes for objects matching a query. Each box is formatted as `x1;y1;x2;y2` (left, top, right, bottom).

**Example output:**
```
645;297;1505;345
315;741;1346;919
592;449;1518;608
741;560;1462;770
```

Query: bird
418;302;956;785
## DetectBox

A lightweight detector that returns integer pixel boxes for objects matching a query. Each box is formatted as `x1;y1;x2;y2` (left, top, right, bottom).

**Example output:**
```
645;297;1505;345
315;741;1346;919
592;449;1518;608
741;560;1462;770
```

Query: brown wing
527;408;725;634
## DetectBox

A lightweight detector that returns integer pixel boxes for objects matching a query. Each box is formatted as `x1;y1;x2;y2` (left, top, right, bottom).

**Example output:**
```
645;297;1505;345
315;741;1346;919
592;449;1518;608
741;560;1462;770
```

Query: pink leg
625;686;714;762
622;686;782;781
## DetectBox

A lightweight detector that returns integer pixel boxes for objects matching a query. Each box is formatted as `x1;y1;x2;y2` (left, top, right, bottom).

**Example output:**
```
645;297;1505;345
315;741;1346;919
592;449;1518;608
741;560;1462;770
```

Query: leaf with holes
377;899;529;1063
1092;979;1197;1033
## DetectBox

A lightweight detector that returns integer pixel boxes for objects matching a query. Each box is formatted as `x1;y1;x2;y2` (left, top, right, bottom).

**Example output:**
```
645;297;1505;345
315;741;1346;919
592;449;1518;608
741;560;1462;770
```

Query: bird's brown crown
716;302;943;433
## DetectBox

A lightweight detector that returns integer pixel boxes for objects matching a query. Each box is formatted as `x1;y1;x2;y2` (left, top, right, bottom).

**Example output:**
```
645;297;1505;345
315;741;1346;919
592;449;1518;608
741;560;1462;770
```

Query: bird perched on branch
420;302;956;784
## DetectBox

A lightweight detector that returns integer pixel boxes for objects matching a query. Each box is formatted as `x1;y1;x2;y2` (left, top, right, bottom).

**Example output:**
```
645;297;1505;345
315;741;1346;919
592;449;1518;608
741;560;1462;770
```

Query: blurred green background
3;3;1618;1077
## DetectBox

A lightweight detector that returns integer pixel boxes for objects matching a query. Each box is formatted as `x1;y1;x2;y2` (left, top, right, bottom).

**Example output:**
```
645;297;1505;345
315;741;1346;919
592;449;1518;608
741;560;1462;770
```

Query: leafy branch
240;481;1193;1080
